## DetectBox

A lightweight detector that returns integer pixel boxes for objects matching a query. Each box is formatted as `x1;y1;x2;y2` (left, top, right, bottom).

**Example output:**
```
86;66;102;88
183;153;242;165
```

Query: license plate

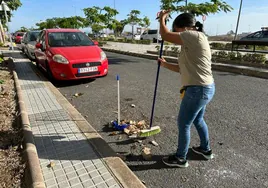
78;67;98;73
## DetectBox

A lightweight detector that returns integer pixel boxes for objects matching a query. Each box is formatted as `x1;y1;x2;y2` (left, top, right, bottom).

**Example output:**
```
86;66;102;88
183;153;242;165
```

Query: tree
5;0;22;11
0;0;22;24
36;16;86;30
83;6;118;35
16;26;28;32
141;16;151;30
160;0;233;16
114;19;128;36
126;10;143;39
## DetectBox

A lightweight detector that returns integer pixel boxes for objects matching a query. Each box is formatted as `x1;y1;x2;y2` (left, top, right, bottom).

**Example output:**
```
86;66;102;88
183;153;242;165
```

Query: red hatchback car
14;32;25;43
34;29;108;80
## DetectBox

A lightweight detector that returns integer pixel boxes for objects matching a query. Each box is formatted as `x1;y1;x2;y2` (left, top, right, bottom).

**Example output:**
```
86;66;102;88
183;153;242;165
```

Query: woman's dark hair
172;13;204;32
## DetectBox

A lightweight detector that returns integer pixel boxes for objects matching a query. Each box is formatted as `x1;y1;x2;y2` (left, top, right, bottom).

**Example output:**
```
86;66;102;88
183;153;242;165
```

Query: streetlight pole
234;0;243;40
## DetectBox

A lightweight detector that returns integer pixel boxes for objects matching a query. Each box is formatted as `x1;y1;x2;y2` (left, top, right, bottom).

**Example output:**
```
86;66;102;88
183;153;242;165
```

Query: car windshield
48;32;94;47
29;32;40;41
17;33;24;36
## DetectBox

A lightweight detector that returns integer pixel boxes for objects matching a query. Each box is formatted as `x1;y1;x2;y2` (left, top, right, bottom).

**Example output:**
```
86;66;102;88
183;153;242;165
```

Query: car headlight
100;51;107;61
53;54;69;64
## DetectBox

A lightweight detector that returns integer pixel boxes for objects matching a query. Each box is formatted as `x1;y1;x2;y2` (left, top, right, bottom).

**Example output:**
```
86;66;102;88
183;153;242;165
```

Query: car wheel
46;62;55;81
35;59;40;69
153;38;157;43
140;38;143;40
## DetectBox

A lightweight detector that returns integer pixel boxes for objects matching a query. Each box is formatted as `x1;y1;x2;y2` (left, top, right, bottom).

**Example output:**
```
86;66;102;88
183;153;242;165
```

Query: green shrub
107;37;115;41
217;51;228;58
164;46;170;51
210;43;225;50
225;43;232;50
164;41;172;45
171;46;179;53
137;40;151;45
155;45;160;52
243;54;266;64
98;41;107;46
116;38;124;42
228;52;242;61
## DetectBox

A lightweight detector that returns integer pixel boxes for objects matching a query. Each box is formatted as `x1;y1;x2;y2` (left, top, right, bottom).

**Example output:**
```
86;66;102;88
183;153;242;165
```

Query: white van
140;29;162;43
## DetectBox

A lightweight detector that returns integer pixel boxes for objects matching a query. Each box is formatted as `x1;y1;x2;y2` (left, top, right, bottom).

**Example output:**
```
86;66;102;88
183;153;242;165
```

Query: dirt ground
0;58;25;188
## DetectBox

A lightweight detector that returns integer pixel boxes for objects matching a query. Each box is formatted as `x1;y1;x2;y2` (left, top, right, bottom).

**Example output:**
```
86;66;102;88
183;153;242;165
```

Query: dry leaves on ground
0;60;25;188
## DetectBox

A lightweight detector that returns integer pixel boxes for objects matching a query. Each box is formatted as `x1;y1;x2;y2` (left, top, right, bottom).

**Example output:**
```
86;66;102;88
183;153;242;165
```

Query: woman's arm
158;58;180;73
159;10;183;45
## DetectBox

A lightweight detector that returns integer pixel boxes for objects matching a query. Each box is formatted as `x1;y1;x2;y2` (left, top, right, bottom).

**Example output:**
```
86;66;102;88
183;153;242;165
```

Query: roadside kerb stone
9;57;45;188
102;47;268;79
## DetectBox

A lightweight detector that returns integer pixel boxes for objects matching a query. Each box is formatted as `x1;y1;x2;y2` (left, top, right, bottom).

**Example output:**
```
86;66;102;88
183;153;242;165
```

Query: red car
34;29;108;80
14;32;25;43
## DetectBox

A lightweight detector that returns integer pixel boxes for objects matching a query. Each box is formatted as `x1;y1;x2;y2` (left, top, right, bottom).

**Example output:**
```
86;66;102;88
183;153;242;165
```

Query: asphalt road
55;52;268;188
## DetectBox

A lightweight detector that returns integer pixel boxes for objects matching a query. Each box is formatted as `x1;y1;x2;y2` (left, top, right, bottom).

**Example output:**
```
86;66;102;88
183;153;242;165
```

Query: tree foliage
0;0;22;24
160;0;233;16
36;16;86;30
6;0;22;11
16;26;28;32
141;16;151;29
127;10;142;26
83;6;118;34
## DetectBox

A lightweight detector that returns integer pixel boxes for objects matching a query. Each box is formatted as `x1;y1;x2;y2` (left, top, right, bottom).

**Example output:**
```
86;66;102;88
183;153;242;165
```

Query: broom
139;14;165;137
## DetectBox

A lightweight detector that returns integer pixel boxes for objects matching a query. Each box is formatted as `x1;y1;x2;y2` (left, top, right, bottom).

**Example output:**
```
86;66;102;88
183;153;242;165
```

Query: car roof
45;29;81;33
28;30;41;33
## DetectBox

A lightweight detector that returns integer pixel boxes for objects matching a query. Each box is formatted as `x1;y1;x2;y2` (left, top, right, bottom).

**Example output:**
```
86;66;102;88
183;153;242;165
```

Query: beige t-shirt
178;30;214;86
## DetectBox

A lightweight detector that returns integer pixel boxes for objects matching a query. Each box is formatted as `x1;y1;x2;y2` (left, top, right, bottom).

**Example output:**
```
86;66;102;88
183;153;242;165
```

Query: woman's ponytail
195;21;204;32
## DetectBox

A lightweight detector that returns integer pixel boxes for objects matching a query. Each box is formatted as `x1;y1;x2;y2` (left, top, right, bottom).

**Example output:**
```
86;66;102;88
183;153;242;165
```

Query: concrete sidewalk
3;52;144;188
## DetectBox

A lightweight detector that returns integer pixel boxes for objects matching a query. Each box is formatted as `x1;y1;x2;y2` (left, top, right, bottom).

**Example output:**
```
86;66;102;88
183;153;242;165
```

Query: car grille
75;71;100;77
72;62;101;68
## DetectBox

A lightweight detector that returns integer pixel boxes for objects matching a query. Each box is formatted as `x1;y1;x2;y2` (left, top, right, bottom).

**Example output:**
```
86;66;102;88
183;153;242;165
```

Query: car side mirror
93;40;99;45
35;42;43;49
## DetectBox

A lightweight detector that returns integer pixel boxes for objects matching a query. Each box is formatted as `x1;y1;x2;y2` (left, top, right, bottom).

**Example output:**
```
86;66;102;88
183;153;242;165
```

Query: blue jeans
176;83;215;159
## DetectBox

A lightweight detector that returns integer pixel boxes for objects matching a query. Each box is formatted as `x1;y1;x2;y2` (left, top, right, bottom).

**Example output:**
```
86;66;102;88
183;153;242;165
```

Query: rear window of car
48;32;94;47
29;32;40;41
262;31;268;38
148;30;157;34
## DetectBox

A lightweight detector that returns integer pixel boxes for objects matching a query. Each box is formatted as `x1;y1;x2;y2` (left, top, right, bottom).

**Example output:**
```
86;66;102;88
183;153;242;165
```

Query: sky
8;0;268;35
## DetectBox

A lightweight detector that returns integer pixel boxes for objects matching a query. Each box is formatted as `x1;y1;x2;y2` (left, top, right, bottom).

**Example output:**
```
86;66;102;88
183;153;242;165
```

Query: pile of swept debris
109;119;159;161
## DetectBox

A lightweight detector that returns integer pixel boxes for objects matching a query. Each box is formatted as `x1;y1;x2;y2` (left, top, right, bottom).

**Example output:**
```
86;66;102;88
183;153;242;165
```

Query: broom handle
117;75;120;124
149;39;165;128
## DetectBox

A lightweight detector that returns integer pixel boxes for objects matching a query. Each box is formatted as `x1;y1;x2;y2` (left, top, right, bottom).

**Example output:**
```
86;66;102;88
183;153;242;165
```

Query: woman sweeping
158;10;215;168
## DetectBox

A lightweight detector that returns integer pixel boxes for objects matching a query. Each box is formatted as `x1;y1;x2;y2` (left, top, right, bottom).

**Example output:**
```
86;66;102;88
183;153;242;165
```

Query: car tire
153;38;157;43
46;62;55;82
35;59;40;69
140;38;143;40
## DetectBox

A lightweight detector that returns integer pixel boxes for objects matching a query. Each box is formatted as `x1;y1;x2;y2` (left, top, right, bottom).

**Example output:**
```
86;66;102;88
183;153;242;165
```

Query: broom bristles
139;126;161;137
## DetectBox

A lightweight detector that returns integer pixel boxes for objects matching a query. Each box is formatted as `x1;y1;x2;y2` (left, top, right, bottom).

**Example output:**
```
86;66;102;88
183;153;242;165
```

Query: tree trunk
132;25;134;40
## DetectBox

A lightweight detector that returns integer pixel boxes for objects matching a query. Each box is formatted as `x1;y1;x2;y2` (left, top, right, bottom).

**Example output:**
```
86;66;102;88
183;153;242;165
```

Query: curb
102;47;268;79
8;58;46;188
30;64;146;188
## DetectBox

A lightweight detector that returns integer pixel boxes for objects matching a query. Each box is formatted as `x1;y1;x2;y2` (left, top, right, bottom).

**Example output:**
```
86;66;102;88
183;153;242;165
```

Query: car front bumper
49;59;109;80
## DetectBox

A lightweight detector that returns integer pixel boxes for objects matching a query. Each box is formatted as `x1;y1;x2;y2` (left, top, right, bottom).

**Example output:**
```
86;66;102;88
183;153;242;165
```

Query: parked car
240;27;268;41
125;33;141;40
34;29;108;80
98;33;108;38
140;29;161;43
14;32;25;43
21;30;41;60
